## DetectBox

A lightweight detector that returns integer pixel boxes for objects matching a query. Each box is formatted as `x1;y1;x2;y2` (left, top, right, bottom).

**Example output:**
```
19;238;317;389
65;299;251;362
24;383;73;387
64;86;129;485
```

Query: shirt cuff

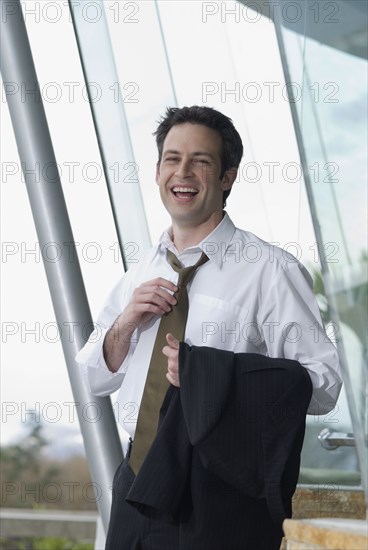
76;326;137;396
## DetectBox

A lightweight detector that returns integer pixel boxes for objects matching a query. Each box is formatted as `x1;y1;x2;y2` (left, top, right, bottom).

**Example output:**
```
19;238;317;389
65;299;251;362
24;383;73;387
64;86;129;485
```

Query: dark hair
154;106;243;208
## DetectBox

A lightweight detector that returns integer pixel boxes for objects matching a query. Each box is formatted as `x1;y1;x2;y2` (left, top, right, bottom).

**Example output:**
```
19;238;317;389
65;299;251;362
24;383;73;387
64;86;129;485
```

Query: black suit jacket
126;344;312;527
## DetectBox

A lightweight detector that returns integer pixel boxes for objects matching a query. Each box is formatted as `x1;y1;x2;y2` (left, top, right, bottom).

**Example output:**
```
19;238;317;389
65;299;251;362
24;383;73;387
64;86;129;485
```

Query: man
76;106;342;549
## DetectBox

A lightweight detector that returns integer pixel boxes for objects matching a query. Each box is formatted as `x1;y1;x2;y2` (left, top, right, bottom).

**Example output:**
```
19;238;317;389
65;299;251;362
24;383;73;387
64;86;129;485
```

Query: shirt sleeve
75;271;138;397
258;259;342;415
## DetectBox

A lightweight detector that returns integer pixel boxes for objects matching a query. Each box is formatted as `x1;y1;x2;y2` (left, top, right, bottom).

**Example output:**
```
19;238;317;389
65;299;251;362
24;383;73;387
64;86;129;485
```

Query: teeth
172;187;198;193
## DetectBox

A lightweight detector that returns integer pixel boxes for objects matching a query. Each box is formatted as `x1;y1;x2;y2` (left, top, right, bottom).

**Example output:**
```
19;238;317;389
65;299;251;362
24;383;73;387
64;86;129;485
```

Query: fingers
162;334;179;357
162;345;173;358
131;277;177;322
166;371;180;388
163;345;180;388
124;278;178;328
139;277;177;293
133;279;178;313
166;333;179;349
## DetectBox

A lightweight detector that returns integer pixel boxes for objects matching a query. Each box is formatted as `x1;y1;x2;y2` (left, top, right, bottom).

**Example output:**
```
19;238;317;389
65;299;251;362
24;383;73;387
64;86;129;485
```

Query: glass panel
69;0;151;260
276;2;367;500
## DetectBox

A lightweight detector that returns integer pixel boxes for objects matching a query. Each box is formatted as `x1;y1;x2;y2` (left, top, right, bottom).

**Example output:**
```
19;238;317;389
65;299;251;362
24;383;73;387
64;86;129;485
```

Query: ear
221;167;237;191
155;162;160;185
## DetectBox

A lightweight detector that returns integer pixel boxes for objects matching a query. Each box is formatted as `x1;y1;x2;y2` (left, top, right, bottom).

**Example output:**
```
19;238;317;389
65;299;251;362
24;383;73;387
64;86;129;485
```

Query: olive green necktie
129;249;209;474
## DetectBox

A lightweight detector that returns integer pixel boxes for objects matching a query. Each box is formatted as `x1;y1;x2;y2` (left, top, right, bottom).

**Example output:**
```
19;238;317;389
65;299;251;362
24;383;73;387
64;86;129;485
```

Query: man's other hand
163;333;180;387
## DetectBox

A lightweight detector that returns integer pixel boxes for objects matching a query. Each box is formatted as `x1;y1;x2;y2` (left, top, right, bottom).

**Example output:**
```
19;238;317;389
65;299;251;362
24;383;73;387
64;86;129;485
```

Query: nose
175;158;194;179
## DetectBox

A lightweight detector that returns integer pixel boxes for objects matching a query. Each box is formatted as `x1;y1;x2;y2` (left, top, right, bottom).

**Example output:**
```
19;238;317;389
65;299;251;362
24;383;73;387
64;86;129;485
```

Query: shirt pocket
186;293;249;351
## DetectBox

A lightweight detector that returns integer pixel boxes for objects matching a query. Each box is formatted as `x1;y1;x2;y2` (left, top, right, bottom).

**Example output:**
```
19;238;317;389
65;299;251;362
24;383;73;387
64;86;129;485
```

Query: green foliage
0;421;59;484
32;537;70;550
0;538;93;550
1;423;95;511
31;538;93;550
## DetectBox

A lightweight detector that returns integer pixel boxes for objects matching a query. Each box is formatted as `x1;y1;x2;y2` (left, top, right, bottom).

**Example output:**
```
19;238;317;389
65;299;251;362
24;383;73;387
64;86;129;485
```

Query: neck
171;211;224;253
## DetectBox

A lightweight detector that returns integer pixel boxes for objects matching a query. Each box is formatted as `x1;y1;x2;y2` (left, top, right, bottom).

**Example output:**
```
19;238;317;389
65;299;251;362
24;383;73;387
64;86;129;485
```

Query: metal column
0;0;123;530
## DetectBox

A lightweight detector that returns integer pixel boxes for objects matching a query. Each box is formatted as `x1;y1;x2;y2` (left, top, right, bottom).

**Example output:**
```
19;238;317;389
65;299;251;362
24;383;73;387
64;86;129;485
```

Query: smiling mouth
171;186;199;198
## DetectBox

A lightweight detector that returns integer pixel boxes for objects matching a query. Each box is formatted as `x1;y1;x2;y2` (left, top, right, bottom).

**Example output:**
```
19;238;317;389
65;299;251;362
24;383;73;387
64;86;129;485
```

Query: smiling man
76;106;341;550
156;122;235;247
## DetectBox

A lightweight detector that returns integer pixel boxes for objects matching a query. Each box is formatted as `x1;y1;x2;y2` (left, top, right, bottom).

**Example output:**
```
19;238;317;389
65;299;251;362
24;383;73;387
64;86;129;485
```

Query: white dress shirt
76;213;342;442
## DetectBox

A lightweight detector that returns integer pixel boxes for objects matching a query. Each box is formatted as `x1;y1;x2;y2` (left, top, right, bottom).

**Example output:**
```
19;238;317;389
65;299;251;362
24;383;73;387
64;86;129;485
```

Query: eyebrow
163;149;215;159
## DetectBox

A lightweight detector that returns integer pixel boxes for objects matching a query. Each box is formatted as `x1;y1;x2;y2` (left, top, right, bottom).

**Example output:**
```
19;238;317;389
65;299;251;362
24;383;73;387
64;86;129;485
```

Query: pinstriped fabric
106;442;282;550
105;439;180;550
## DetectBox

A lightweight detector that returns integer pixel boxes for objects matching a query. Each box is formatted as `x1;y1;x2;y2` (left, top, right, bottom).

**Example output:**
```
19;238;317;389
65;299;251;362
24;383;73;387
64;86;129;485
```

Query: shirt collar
158;212;236;268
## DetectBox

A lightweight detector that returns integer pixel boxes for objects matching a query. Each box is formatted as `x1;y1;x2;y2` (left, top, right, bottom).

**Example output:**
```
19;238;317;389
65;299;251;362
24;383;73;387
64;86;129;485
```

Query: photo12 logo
1;1;140;25
201;2;339;24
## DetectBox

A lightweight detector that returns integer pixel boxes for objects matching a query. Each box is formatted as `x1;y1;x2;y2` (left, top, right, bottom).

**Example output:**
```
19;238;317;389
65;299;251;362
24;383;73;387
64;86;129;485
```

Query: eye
165;157;179;163
194;159;210;165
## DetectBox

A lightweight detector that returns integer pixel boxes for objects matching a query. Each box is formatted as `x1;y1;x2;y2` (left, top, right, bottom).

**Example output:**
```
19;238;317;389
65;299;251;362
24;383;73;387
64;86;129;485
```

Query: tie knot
166;250;208;288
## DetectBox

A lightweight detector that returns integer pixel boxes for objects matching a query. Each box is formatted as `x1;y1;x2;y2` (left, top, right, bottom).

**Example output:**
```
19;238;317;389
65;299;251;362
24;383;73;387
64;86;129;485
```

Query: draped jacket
126;343;313;528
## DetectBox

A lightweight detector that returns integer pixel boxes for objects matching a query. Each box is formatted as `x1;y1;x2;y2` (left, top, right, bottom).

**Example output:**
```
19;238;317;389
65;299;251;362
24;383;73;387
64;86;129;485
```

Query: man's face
156;123;234;227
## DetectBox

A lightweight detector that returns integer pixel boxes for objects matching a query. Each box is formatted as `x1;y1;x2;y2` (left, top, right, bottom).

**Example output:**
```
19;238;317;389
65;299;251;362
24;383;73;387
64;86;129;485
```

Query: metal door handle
318;428;355;450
